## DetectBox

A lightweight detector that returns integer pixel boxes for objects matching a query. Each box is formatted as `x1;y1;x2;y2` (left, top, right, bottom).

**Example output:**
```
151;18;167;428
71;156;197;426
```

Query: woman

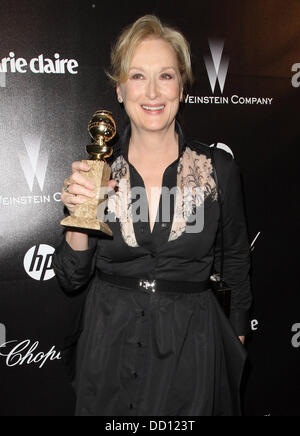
53;15;252;416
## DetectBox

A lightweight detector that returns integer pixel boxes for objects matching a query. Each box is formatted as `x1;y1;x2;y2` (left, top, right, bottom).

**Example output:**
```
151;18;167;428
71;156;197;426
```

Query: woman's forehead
130;38;178;65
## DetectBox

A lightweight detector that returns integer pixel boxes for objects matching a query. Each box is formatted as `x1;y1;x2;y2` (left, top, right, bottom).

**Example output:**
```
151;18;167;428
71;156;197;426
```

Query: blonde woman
53;15;252;416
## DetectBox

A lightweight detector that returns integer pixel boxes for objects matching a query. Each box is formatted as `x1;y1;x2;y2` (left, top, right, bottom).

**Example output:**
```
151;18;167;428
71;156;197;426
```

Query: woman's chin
135;118;174;133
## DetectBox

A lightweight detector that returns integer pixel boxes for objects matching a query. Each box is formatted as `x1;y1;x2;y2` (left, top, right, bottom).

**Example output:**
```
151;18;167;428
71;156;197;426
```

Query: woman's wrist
66;230;89;251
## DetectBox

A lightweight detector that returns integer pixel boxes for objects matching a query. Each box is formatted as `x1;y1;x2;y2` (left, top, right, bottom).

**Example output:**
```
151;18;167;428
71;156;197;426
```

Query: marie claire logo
0;339;61;369
185;39;274;106
291;63;300;88
0;52;78;77
24;244;55;281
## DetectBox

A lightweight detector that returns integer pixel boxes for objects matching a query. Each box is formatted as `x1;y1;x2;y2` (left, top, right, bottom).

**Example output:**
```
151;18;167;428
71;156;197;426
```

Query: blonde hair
107;15;193;89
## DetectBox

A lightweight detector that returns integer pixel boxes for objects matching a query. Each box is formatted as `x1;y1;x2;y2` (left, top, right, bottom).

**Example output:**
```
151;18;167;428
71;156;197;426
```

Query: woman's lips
141;104;166;114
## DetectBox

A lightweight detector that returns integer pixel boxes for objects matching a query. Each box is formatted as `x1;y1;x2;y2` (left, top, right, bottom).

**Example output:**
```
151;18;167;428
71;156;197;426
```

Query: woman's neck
128;122;178;162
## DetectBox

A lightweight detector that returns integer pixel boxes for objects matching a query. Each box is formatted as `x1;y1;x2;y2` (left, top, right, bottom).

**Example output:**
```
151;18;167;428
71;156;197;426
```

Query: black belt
98;272;211;294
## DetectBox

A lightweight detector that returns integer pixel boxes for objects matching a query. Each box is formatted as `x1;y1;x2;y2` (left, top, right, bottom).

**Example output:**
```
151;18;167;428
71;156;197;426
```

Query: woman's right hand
62;161;118;216
62;161;96;216
62;161;117;250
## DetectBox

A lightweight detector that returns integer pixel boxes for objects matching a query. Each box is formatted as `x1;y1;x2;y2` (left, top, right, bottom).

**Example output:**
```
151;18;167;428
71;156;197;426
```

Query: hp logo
24;244;55;281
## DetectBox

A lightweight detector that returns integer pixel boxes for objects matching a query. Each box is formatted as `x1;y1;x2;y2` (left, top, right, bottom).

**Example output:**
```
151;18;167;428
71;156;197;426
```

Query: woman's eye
131;73;144;80
161;73;173;80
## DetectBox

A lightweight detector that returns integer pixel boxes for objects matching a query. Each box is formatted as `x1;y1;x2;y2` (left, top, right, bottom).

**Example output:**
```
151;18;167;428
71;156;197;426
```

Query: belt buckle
139;279;157;293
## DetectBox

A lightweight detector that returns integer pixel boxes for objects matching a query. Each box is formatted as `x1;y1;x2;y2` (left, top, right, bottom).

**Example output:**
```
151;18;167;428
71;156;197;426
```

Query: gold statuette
60;110;116;236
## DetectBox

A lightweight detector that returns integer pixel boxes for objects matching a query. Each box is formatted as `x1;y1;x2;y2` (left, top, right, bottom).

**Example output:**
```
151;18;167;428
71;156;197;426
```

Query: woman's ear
116;85;123;103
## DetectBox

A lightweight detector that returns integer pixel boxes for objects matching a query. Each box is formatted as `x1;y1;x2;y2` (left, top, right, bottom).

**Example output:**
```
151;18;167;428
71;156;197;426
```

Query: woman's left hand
239;336;245;345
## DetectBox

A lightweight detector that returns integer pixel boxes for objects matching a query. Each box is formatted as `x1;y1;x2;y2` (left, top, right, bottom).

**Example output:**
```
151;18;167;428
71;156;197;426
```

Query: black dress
53;122;252;416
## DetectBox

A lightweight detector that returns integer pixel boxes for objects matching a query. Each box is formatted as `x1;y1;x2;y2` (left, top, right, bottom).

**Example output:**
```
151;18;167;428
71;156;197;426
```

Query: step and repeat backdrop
0;0;299;416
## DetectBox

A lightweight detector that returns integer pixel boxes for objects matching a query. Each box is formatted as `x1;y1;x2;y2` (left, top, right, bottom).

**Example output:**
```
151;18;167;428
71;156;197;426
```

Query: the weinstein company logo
24;244;55;281
18;134;48;192
204;39;229;94
185;39;274;106
0;134;62;207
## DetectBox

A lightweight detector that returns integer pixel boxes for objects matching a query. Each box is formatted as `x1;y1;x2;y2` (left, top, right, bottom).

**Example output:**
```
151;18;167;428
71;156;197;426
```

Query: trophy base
60;216;113;236
60;159;113;237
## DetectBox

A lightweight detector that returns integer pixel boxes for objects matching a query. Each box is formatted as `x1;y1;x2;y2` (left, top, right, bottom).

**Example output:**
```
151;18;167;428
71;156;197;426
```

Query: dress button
137;341;143;348
141;310;145;317
132;371;138;379
129;403;134;410
140;227;145;234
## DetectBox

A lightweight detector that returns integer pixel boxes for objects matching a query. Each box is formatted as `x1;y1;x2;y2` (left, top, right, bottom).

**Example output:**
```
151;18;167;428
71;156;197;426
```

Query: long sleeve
213;152;253;336
52;236;98;294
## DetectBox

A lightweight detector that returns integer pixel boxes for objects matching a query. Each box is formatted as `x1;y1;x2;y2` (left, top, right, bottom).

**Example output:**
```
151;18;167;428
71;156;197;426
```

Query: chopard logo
204;39;229;94
0;340;61;368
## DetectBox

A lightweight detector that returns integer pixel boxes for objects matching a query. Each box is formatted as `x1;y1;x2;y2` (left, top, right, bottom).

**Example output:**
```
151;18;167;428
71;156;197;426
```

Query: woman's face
116;38;183;134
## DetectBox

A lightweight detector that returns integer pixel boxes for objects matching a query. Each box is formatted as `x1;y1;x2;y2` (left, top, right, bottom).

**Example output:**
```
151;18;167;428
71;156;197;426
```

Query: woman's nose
145;78;160;100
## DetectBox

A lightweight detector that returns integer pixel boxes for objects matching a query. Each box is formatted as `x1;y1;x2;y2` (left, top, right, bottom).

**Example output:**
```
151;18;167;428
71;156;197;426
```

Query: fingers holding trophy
60;110;116;236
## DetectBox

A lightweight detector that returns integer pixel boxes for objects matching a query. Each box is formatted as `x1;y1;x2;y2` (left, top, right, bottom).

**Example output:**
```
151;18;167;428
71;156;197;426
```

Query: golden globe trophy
60;110;116;236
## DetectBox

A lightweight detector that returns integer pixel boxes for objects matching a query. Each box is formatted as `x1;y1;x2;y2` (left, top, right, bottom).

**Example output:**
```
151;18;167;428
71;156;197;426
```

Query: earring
118;97;123;103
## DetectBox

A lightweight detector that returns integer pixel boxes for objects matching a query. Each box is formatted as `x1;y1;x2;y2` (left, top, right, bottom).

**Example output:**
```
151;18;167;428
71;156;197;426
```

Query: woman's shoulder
186;139;238;195
186;138;234;170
